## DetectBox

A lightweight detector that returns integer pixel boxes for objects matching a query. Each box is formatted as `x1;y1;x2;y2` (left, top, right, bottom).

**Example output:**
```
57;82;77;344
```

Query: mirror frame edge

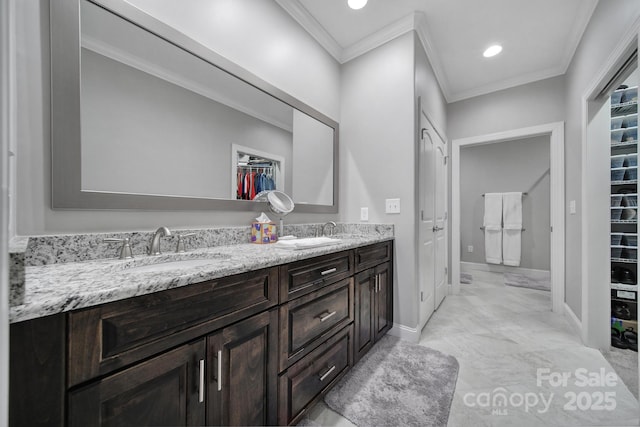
51;0;339;214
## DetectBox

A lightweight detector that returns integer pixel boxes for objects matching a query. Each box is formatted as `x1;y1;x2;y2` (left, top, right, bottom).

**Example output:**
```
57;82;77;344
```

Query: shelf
612;258;638;264
611;180;638;185
612;282;638;292
612;140;638;148
611;102;638;117
612;220;638;224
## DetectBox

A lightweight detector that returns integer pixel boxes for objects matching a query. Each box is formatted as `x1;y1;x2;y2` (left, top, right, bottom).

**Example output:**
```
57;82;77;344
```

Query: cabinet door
68;339;206;427
374;261;393;341
354;270;375;363
207;309;278;426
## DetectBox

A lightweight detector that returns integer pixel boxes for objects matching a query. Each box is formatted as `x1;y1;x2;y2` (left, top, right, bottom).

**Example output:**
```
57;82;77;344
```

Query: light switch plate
360;207;369;221
467;245;474;253
385;198;400;214
569;200;576;214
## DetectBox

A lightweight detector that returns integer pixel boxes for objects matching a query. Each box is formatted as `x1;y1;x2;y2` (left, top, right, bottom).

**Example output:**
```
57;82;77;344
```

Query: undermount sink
273;237;342;250
119;253;231;274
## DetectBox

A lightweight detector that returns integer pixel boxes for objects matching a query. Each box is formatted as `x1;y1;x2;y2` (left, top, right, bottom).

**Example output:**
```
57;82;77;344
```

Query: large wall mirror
51;0;338;212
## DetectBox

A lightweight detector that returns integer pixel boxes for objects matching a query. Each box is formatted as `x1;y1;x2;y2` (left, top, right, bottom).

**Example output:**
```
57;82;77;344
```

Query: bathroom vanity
9;236;393;426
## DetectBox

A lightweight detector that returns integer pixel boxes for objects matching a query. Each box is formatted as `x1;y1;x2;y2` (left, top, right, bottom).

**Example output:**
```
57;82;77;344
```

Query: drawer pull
198;359;205;403
217;350;222;392
319;365;336;382
320;267;337;276
318;311;337;322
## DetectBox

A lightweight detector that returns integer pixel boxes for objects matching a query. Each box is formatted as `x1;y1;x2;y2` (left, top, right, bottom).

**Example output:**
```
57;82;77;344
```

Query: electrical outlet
360;207;369;221
385;198;400;214
467;245;474;253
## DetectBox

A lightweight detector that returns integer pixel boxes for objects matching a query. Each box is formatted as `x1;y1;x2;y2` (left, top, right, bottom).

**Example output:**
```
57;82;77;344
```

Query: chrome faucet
148;226;172;255
322;221;337;237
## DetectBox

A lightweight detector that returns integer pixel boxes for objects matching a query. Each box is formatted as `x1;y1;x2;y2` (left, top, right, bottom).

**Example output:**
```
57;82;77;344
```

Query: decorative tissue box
251;222;278;244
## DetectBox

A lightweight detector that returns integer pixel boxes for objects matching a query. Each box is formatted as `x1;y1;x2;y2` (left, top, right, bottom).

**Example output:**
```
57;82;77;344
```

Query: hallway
421;270;639;426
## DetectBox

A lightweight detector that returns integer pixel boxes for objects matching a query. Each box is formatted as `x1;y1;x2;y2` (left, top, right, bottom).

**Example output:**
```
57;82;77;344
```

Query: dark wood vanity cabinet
354;241;393;363
68;339;206;426
9;241;393;427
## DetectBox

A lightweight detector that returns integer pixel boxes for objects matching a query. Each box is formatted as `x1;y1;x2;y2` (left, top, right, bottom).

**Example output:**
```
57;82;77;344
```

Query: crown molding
447;65;566;103
559;0;599;73
274;0;342;61
413;12;452;102
341;13;415;63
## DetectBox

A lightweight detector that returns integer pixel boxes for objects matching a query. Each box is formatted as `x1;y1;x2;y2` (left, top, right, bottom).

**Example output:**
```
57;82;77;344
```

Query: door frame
451;122;565;314
581;20;639;350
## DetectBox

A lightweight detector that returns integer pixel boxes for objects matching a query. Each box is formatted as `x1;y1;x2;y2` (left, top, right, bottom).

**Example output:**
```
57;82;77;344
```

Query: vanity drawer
68;267;278;387
278;325;352;425
279;278;353;371
279;251;353;302
354;241;392;272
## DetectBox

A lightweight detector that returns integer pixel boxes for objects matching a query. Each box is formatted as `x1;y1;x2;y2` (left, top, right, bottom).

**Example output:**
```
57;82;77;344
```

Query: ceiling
276;0;599;102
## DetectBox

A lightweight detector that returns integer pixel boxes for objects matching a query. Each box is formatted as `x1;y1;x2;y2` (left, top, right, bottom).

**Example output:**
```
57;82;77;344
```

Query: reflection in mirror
52;0;338;211
233;145;285;200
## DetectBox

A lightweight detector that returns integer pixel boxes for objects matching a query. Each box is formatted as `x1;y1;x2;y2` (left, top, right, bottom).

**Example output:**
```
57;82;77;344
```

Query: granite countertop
10;234;393;324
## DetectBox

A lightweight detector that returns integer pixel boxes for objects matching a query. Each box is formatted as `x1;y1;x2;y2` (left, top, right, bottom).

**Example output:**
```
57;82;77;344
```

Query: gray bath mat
324;335;459;427
460;272;473;284
504;272;550;291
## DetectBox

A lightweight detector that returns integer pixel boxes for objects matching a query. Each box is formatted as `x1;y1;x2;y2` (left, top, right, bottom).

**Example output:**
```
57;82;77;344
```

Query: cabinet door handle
217;350;222;392
319;365;336;382
320;267;337;276
198;359;205;403
318;311;337;322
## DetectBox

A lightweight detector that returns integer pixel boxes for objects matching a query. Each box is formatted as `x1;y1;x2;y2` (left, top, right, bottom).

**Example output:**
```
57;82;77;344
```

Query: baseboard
564;302;583;343
461;261;550;279
388;323;420;343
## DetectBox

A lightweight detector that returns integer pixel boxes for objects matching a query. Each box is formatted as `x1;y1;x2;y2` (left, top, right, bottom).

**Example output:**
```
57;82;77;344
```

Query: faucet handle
175;233;196;253
103;237;133;259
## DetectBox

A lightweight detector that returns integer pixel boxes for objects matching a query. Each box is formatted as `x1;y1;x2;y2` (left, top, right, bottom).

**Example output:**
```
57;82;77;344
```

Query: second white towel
484;193;503;264
502;192;523;266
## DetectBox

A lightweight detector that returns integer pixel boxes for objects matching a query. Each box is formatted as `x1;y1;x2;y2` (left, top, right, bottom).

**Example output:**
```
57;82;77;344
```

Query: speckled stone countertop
10;232;393;324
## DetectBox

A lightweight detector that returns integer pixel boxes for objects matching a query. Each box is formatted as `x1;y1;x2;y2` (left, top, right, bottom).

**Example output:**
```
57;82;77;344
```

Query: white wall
460;136;550;270
14;0;340;235
340;32;448;334
564;0;640;320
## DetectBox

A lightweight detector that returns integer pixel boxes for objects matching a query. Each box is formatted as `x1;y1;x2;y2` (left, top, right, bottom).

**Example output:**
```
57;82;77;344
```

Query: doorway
417;101;448;331
451;122;566;314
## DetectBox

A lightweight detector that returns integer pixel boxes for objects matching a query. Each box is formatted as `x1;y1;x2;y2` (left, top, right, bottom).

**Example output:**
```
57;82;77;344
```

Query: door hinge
420;291;424;302
445;267;448;276
421;210;424;221
444;155;448;165
444;211;448;220
421;128;428;140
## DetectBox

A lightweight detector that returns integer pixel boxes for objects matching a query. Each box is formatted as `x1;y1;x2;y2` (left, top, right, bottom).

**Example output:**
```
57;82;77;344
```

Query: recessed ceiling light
483;44;503;58
348;0;368;10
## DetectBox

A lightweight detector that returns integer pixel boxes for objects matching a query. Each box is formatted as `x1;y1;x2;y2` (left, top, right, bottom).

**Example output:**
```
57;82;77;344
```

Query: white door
418;114;435;328
433;132;448;308
418;107;448;330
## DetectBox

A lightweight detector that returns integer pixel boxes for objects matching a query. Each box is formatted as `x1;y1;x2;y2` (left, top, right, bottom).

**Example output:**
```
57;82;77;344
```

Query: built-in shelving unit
610;85;639;340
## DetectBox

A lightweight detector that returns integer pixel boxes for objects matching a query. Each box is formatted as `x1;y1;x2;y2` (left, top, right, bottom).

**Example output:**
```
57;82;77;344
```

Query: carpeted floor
322;335;459;427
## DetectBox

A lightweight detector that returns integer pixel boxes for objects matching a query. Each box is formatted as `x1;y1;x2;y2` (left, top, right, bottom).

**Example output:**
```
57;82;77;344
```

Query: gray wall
292;110;333;205
460;136;550;270
562;0;640;320
82;49;293;199
340;32;448;333
14;0;340;235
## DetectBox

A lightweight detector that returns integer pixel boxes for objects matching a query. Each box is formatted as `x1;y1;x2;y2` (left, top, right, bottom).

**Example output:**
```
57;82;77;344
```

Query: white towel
502;192;523;266
502;192;523;229
484;193;502;264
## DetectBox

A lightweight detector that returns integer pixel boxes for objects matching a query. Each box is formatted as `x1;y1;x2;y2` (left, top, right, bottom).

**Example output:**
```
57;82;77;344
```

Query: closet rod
480;226;526;231
481;192;528;197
